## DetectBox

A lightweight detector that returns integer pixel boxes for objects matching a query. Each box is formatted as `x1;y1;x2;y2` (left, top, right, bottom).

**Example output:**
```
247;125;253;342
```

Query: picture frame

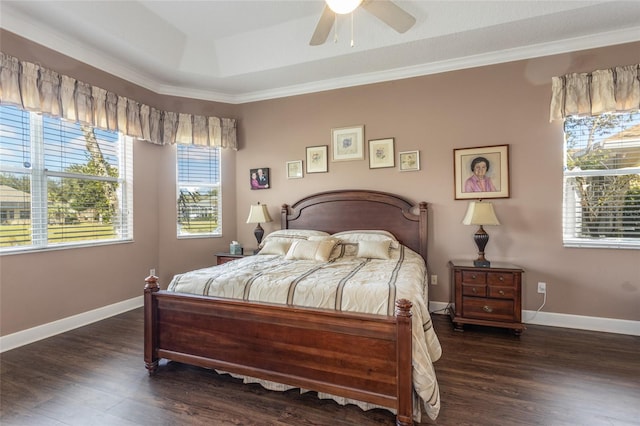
331;125;364;162
454;144;510;200
368;138;395;169
306;145;328;173
399;150;420;172
286;160;303;179
249;167;270;190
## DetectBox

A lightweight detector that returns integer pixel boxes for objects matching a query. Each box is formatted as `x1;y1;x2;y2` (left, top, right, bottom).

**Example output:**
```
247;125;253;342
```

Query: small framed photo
250;167;270;190
454;144;510;200
306;145;328;173
368;138;395;169
286;160;303;179
399;150;420;172
331;125;364;162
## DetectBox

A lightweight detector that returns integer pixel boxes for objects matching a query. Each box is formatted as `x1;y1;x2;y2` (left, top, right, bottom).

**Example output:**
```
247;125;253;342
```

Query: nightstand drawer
463;297;515;321
488;272;515;287
462;283;487;297
215;252;252;265
461;271;486;284
488;286;516;299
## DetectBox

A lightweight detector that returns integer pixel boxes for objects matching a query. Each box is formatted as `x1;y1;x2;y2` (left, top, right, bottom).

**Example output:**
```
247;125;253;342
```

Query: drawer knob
472;288;477;294
499;290;505;295
499;276;504;281
483;305;493;313
471;274;477;279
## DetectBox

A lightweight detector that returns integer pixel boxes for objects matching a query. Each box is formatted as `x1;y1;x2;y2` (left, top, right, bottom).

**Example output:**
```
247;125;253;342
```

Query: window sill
0;239;134;256
563;239;640;250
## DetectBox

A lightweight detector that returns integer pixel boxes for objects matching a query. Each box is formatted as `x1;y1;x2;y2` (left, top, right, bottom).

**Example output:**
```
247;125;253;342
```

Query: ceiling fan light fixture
325;0;363;15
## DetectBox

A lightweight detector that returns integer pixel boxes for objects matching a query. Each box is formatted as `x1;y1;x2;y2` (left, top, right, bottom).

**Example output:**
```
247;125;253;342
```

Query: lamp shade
462;201;500;226
246;203;273;224
326;0;363;14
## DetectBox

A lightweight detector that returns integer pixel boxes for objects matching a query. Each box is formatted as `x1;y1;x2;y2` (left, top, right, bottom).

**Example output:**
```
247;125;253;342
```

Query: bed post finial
144;275;159;292
395;299;412;317
281;203;289;229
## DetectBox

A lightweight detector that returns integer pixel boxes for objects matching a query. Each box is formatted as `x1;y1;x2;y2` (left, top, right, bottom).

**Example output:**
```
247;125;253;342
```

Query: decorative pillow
357;240;391;259
331;230;400;249
259;229;330;248
257;240;291;255
285;239;337;262
308;236;348;259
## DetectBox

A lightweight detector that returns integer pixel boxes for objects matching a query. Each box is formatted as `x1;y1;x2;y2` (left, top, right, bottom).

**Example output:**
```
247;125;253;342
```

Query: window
0;104;133;252
563;111;640;248
176;144;221;237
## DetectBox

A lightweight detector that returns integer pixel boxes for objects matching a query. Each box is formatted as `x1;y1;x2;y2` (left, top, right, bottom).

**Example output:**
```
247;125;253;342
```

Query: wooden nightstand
449;260;525;335
215;252;252;265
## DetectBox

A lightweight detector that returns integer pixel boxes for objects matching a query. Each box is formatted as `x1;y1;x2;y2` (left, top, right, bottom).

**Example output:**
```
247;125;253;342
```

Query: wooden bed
144;189;430;426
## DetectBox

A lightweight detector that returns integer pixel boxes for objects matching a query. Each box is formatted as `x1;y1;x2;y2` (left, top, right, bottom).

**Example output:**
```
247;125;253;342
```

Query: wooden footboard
144;275;414;426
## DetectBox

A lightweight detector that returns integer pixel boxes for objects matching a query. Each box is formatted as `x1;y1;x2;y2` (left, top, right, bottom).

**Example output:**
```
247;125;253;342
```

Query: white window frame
0;106;133;254
562;113;640;250
176;144;222;239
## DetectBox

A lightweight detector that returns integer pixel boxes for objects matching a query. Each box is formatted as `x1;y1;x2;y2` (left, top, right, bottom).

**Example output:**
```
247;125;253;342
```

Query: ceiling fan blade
362;0;416;33
310;5;334;46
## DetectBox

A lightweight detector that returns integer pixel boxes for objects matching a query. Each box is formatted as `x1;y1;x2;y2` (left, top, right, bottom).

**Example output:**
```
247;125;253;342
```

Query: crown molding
2;0;639;106
222;26;640;104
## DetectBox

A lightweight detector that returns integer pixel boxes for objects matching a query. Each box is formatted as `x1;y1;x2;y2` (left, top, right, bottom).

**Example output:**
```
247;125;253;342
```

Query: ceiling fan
310;0;416;46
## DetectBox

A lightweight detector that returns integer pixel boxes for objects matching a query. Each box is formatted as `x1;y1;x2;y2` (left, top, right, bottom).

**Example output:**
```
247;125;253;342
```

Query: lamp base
473;259;491;268
253;223;265;246
473;225;491;267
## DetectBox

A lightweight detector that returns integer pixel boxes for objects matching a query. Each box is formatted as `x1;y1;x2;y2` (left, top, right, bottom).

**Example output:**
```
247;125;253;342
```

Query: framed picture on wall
368;138;395;169
306;145;328;173
331;125;364;161
286;160;303;179
399;150;420;171
454;144;510;199
250;167;270;190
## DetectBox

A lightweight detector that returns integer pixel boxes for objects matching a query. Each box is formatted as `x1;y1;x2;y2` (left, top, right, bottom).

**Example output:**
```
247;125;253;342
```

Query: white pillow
260;229;330;248
331;230;400;249
258;240;291;255
285;239;337;262
357;240;391;259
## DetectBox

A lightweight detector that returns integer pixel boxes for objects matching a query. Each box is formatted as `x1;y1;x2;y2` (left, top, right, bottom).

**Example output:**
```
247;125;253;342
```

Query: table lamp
462;201;500;267
246;202;273;247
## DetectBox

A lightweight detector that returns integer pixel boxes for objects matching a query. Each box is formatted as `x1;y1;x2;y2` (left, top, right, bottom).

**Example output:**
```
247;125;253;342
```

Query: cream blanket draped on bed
168;237;441;421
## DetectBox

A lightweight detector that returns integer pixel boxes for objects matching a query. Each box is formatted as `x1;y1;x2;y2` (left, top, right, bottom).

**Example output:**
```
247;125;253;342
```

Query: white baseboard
2;298;636;353
0;296;143;353
429;301;639;336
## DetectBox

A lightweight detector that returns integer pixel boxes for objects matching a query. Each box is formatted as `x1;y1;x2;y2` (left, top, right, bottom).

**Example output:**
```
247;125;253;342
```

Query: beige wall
0;30;638;337
236;42;640;322
0;31;240;335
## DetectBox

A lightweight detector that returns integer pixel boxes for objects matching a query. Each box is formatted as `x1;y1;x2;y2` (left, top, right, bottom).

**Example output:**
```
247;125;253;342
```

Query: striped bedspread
167;245;442;421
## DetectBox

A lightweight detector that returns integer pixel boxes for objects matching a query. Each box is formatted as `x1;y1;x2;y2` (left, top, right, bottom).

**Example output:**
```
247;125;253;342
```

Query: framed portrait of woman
454;145;510;200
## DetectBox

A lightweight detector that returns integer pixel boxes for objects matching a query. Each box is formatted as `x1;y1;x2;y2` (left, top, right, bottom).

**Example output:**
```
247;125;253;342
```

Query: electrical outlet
537;282;546;294
431;275;438;285
150;268;156;276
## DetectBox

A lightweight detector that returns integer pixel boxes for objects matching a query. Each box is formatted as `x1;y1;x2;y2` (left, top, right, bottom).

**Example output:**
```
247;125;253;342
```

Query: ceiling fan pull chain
350;12;355;47
334;14;338;43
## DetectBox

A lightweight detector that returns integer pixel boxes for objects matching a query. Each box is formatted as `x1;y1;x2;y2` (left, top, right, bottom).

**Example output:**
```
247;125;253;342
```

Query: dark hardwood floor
1;308;639;425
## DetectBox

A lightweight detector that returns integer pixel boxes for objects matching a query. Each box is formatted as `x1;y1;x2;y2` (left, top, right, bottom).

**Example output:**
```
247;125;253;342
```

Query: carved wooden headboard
281;189;428;262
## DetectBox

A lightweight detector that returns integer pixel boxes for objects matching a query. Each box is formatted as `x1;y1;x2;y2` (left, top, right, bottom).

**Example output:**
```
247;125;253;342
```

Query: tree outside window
563;111;640;246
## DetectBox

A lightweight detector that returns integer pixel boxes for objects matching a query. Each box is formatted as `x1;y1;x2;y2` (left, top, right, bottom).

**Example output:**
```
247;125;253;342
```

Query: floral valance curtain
0;52;237;149
550;63;640;121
